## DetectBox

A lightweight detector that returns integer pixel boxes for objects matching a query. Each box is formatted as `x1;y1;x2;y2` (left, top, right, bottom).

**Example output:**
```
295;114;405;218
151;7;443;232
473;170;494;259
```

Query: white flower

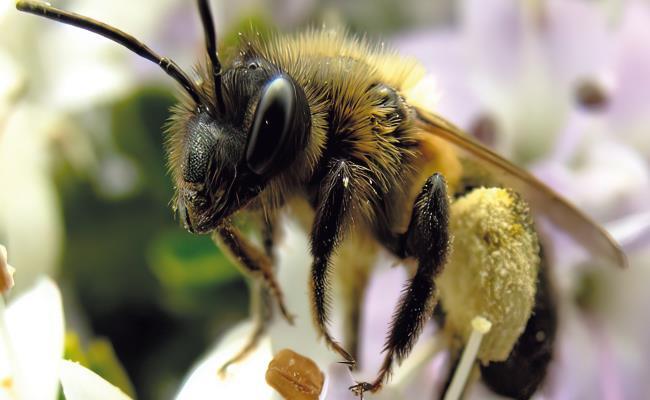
0;105;65;294
0;269;133;400
0;278;64;400
0;0;198;292
1;0;187;110
59;360;131;400
176;217;336;400
175;323;275;400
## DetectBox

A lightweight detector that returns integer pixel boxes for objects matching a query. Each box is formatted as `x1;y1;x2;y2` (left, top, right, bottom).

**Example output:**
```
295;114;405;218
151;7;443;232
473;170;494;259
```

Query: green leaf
147;229;243;314
64;332;136;399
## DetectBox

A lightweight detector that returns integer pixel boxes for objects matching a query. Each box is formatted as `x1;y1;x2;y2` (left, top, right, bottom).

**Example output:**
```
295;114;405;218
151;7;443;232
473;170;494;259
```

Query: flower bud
0;245;15;295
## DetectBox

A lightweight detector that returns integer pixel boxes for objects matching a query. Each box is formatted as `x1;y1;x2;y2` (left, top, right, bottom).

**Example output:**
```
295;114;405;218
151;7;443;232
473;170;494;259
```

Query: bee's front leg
350;173;450;396
217;279;273;376
215;217;279;376
214;222;294;324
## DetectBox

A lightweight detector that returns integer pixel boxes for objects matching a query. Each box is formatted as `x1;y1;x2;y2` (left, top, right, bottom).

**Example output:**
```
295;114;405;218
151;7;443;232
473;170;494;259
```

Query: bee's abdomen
480;254;558;399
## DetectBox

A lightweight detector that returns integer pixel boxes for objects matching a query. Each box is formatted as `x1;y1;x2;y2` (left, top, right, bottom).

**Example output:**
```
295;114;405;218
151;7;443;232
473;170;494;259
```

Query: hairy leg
310;159;371;366
214;219;284;375
215;218;282;374
214;221;293;324
351;173;450;395
217;279;273;375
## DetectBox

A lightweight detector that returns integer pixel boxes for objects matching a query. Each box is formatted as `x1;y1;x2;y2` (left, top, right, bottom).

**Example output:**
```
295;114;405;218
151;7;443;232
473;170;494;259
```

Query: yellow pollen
1;376;13;389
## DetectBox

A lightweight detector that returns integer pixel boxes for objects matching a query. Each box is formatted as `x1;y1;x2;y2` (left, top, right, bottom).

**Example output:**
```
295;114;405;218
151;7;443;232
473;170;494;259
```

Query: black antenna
196;0;224;114
16;1;202;105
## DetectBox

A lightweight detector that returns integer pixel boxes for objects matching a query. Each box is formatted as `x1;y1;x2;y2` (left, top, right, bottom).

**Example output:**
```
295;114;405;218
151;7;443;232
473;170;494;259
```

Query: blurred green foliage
64;331;136;398
148;229;242;315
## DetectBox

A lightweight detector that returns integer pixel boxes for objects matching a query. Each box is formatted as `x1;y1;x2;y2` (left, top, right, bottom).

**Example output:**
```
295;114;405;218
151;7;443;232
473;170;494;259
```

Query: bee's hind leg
350;173;450;395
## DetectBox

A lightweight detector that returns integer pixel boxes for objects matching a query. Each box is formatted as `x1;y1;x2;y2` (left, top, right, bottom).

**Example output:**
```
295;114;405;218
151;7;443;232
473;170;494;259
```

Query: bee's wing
414;107;627;269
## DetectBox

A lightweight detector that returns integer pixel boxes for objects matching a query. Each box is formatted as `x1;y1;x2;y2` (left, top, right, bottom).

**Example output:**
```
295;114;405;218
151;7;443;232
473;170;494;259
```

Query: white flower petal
0;106;64;293
569;141;648;215
37;0;182;110
394;30;483;128
175;322;274;400
462;0;525;81
606;211;650;250
3;278;64;400
0;0;10;22
323;364;357;400
542;0;613;83
607;2;650;154
59;360;132;400
0;50;23;107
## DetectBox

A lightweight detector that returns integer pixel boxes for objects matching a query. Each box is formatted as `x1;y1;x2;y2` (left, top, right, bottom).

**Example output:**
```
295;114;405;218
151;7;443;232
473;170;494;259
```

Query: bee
17;1;626;398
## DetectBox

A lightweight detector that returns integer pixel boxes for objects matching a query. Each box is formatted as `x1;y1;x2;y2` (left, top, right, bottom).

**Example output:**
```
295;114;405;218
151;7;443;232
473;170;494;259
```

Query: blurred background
1;0;650;399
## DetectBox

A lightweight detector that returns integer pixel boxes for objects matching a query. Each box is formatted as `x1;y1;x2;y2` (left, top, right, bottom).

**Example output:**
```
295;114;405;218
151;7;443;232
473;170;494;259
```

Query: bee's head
173;58;311;234
15;0;310;235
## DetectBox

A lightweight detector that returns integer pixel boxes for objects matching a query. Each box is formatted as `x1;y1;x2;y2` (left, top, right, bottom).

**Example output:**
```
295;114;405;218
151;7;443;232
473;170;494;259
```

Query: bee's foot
332;345;356;370
217;362;231;379
324;337;356;368
279;304;296;325
337;358;356;369
349;382;376;398
283;311;296;325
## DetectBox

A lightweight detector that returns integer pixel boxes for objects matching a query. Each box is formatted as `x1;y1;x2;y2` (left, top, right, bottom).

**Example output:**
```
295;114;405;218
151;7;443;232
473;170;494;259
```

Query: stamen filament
443;316;492;400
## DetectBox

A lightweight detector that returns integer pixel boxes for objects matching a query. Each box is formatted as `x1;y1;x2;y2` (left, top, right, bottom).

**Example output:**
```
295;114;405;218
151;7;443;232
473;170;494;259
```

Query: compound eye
246;76;295;176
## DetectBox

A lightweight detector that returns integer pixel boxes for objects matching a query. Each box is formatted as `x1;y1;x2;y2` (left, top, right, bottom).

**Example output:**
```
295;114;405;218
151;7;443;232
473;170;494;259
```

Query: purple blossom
384;1;650;398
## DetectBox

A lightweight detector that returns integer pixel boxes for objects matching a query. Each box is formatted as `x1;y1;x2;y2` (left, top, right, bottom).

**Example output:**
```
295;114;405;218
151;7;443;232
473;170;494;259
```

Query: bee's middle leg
350;173;450;395
309;159;370;366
